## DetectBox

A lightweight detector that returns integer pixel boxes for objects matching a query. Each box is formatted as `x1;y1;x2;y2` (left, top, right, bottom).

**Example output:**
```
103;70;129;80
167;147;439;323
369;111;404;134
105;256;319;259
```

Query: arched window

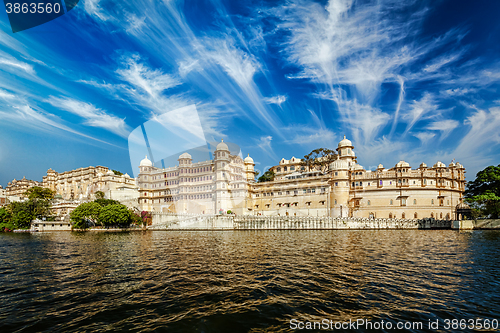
414;212;418;218
389;213;393;218
431;199;434;205
413;199;417;205
402;212;406;219
440;212;443;219
446;213;450;220
431;213;434;218
367;200;371;206
284;166;287;171
390;199;393;205
277;167;281;172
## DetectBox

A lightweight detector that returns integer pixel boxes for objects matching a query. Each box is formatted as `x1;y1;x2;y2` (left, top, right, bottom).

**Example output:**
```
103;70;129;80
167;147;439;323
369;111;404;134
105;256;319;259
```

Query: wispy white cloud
285;127;335;145
116;54;181;97
426;119;459;140
413;132;436;145
256;135;274;158
0;103;117;146
402;92;437;135
83;0;109;21
47;96;130;137
0;56;35;74
263;95;287;106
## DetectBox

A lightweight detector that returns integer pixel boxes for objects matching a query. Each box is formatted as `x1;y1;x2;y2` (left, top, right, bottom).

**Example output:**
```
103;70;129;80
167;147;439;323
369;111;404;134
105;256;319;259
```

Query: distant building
42;166;138;206
5;176;42;198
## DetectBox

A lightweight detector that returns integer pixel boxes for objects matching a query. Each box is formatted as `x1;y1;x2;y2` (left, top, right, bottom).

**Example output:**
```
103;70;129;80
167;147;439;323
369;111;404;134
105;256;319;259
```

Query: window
334;199;337;204
413;199;417;205
440;212;443;219
367;200;371;206
431;213;434;218
431;199;434;205
284;166;287;171
379;180;383;186
335;182;338;186
401;198;406;206
389;213;393;218
414;212;418;219
290;166;295;171
390;199;393;205
402;212;406;219
277;167;281;172
335;172;338;176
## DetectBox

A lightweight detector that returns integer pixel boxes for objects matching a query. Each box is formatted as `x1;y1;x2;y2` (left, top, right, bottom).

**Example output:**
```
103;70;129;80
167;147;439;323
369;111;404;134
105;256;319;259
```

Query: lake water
1;230;499;332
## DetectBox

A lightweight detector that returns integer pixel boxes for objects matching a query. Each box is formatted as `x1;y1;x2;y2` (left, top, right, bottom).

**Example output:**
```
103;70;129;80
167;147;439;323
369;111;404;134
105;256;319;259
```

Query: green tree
0;207;11;223
465;165;500;218
10;209;32;229
112;170;123;176
99;204;132;227
70;202;102;229
300;148;338;172
94;198;120;207
24;186;55;200
95;191;105;200
258;170;275;183
0;207;14;232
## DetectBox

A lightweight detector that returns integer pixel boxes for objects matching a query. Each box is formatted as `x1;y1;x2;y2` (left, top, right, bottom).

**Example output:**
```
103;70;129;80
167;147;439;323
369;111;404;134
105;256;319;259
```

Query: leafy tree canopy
70;202;102;229
300;148;338;172
0;207;10;223
112;170;123;176
24;186;55;200
99;204;132;227
465;164;500;218
95;191;105;200
94;198;120;207
258;170;275;183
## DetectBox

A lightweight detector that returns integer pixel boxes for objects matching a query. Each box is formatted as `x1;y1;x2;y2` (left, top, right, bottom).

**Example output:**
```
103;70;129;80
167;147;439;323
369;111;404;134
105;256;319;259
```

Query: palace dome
377;164;384;170
216;139;229;151
419;163;427;168
338;136;353;148
179;152;192;159
244;154;254;164
433;161;446;168
352;163;364;170
140;155;152;167
396;160;410;168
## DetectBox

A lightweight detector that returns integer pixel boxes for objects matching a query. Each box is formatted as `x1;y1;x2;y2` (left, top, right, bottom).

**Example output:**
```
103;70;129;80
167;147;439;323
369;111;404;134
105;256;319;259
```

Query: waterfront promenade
149;212;453;230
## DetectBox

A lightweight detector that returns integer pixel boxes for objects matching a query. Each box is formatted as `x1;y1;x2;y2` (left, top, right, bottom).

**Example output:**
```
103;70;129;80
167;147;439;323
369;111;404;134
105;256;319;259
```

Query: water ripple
0;230;499;332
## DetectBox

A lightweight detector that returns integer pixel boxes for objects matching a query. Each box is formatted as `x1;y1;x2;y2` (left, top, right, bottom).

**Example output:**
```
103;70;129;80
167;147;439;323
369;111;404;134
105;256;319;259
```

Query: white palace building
138;137;467;220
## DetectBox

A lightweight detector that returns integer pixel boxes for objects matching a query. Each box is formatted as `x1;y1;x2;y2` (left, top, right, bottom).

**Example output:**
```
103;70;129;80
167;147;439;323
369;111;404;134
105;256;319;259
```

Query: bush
99;204;132;227
70;202;102;229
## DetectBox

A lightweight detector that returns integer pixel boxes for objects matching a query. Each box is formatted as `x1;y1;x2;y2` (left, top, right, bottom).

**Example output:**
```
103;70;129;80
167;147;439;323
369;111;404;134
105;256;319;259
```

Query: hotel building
139;137;466;220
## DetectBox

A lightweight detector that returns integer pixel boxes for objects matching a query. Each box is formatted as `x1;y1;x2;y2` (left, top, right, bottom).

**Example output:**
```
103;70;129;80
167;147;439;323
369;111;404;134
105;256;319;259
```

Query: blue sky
1;0;500;186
